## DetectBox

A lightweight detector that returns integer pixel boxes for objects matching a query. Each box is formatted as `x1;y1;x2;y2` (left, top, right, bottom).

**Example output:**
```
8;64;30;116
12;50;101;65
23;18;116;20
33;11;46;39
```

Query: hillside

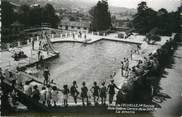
3;0;136;15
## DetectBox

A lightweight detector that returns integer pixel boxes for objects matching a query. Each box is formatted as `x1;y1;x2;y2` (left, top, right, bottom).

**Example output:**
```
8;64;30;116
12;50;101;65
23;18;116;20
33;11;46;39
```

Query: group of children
120;58;130;78
23;79;120;107
24;82;59;107
120;45;141;79
71;80;120;106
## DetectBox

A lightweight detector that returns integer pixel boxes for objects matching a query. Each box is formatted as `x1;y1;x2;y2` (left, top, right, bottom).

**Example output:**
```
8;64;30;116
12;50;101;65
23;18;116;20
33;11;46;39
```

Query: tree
19;3;60;28
1;1;16;27
29;6;42;26
146;28;161;44
158;8;168;15
133;7;157;34
132;1;180;35
137;1;148;14
89;0;111;31
132;1;157;34
18;4;30;26
42;4;60;28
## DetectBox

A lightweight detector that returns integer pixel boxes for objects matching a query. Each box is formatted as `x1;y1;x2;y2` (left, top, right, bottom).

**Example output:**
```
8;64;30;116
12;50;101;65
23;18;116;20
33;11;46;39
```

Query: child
51;86;59;107
81;82;88;106
70;81;79;104
40;87;47;105
46;85;52;107
130;50;133;60
107;80;119;105
126;58;129;70
24;80;32;97
62;85;69;107
31;85;40;102
90;81;100;105
100;82;107;105
120;61;124;77
43;67;50;86
137;45;140;54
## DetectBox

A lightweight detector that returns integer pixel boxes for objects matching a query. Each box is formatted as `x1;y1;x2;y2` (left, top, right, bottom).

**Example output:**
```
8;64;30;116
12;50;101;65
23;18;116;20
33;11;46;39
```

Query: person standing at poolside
90;81;100;105
125;58;129;76
0;68;4;81
120;61;124;77
24;81;32;97
107;80;119;105
62;85;69;107
81;81;89;106
51;86;59;107
127;68;132;79
130;50;133;60
38;50;41;61
123;58;127;77
70;81;79;104
73;33;75;39
126;58;129;70
39;40;42;50
31;85;40;102
46;85;52;107
84;34;87;39
43;67;50;86
40;86;47;105
100;82;107;105
136;45;141;54
32;39;34;50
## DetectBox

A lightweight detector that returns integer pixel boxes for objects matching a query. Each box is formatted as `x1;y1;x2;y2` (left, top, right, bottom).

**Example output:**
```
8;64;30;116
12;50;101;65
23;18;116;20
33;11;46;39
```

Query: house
30;3;41;8
111;15;132;31
59;20;90;33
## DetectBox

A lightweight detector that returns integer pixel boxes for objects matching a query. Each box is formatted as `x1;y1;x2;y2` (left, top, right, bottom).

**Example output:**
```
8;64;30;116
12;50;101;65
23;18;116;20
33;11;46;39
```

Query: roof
60;20;90;28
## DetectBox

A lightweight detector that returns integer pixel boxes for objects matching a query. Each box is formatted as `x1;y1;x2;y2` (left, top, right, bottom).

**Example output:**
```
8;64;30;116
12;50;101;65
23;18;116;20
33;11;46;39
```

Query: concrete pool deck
0;40;59;71
50;33;144;45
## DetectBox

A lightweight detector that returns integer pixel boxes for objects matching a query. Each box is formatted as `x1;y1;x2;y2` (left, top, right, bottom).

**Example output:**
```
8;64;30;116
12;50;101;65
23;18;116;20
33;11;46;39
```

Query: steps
2;79;51;112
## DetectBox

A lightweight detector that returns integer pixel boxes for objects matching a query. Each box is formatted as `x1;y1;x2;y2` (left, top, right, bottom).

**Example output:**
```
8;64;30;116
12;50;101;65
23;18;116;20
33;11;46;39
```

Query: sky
89;0;181;11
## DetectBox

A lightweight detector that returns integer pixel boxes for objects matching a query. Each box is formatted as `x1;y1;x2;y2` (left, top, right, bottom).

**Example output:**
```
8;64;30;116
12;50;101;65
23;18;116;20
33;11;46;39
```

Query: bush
146;28;161;44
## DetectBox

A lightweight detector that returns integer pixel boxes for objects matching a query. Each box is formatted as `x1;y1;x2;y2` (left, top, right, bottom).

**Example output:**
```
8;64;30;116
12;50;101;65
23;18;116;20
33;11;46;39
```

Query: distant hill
109;6;137;15
3;0;137;15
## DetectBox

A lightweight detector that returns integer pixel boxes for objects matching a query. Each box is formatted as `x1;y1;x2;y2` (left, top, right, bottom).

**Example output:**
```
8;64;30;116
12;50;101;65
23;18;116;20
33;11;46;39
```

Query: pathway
153;43;182;117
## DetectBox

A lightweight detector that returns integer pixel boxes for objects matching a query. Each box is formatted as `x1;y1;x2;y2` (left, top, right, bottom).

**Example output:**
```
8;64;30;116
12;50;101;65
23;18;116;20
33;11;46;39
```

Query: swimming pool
45;40;137;90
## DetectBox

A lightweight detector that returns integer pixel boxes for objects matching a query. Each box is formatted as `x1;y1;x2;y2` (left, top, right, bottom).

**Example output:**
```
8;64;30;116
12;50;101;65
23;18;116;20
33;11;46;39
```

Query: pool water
45;40;137;90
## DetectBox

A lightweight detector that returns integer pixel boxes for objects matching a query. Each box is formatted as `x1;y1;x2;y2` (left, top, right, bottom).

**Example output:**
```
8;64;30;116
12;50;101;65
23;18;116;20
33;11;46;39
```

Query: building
59;20;90;33
30;4;40;8
111;15;132;31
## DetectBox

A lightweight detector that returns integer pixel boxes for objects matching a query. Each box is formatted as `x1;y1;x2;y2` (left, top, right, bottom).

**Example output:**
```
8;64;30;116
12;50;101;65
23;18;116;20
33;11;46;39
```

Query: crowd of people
40;66;122;107
0;67;121;107
22;79;121;107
